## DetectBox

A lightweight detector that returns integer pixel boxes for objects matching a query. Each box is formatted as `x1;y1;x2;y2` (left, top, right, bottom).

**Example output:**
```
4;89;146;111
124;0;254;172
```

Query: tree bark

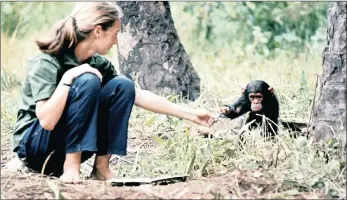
115;1;201;101
311;2;346;142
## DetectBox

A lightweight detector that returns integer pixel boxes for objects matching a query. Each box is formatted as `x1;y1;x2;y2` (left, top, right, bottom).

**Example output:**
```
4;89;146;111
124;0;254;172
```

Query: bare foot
91;167;117;181
59;152;82;184
90;154;117;181
60;170;81;184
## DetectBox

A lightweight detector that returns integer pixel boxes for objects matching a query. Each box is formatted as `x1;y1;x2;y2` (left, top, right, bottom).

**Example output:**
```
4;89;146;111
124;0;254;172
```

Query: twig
1;173;16;194
337;166;346;180
110;155;134;164
103;178;108;195
255;114;280;131
307;73;320;133
46;179;64;199
41;150;55;175
211;155;217;175
132;142;145;174
230;183;243;199
274;144;280;168
279;140;289;158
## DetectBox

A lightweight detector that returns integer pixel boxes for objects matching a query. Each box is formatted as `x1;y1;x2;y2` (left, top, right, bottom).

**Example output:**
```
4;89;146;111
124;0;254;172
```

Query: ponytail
35;2;119;56
35;16;78;55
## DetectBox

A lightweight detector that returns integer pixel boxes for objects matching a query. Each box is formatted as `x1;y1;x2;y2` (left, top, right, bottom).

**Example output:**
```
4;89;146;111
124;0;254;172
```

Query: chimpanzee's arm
223;96;250;119
263;95;280;123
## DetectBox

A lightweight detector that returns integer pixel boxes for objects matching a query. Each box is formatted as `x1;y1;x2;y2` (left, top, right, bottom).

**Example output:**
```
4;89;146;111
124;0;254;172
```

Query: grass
1;19;346;199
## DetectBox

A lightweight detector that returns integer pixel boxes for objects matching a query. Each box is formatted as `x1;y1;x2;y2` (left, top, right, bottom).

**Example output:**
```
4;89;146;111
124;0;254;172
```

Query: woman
13;2;216;184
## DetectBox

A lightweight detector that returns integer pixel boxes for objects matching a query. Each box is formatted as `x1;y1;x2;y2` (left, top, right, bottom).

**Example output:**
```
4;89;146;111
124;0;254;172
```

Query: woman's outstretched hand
190;109;217;127
134;89;218;127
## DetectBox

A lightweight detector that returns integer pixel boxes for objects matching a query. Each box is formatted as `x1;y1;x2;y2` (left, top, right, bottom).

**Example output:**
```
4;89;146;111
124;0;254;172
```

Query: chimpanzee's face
243;80;274;112
248;92;263;112
245;80;270;112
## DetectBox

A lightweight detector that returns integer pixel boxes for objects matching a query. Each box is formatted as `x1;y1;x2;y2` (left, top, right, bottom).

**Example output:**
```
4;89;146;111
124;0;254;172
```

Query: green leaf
311;178;325;189
244;163;259;170
167;95;180;102
151;135;165;146
300;70;308;90
224;149;236;158
220;139;233;146
145;116;157;126
327;188;339;199
185;150;196;174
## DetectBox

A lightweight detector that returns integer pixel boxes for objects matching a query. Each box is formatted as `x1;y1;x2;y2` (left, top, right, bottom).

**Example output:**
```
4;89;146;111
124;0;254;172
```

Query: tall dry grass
1;8;345;198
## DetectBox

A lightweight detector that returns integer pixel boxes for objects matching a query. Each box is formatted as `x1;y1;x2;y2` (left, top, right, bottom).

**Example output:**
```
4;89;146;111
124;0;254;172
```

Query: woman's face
93;20;121;55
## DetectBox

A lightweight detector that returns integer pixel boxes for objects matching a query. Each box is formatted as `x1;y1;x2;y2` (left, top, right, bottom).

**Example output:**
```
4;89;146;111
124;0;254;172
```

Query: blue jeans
16;73;135;176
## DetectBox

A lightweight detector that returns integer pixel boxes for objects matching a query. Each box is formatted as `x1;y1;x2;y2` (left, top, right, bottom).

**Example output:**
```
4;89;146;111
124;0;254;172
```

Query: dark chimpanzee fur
221;80;279;137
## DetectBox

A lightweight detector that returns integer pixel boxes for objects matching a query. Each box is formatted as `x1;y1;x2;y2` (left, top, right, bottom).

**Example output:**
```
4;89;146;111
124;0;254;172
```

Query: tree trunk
311;2;346;143
115;1;201;101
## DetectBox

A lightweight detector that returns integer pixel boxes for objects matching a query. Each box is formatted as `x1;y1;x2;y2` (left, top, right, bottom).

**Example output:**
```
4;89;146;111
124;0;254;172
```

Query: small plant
1;68;21;91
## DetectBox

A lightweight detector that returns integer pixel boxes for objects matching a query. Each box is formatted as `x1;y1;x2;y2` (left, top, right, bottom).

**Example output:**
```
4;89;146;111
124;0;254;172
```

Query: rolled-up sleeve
28;58;59;102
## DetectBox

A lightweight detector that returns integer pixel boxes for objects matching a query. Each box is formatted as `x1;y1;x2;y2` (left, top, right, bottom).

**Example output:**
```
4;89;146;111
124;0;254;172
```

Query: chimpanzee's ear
268;87;275;94
242;88;246;94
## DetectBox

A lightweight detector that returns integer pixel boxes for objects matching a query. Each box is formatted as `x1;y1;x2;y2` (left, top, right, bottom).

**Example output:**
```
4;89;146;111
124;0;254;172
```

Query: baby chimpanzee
220;80;279;137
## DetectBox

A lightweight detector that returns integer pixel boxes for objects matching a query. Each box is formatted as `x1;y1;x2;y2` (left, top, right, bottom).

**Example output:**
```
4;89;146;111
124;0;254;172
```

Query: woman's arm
36;64;102;131
35;83;70;131
134;88;216;127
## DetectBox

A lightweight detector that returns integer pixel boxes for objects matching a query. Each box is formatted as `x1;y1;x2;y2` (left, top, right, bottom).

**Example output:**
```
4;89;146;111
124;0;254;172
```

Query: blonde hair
35;2;119;55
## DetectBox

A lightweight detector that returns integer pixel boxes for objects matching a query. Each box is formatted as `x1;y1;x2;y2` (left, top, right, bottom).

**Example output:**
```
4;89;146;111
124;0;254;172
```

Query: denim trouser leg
16;73;101;175
16;74;136;176
64;73;101;153
97;75;136;155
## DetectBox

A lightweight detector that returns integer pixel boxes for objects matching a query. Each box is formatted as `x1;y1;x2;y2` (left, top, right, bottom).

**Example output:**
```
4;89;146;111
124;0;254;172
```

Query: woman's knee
72;72;101;93
112;75;135;97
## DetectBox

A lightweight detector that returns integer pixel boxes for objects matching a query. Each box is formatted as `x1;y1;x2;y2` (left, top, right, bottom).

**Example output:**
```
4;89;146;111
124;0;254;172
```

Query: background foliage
2;2;330;56
1;2;345;199
179;2;330;57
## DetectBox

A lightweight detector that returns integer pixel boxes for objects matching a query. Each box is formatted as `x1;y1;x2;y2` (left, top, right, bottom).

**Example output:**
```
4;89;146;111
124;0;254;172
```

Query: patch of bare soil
1;168;327;199
0;120;327;199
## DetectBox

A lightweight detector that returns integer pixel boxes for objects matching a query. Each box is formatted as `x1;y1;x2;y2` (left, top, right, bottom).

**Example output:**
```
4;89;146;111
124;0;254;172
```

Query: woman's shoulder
28;52;60;66
26;53;62;76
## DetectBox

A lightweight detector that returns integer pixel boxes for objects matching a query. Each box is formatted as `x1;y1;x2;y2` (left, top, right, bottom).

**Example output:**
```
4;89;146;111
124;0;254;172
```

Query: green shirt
13;49;118;152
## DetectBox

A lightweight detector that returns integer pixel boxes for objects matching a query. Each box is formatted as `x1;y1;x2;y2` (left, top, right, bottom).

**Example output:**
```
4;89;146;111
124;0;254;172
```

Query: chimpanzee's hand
219;106;231;115
190;109;217;127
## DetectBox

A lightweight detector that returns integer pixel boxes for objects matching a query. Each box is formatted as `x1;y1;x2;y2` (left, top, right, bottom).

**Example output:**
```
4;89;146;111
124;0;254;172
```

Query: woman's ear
93;25;103;38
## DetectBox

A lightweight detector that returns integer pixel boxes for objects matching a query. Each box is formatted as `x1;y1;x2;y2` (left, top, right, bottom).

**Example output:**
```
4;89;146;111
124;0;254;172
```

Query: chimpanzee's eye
250;95;263;99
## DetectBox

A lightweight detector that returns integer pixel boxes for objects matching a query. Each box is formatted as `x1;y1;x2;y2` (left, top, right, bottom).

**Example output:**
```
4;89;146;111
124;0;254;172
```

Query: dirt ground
0;121;328;199
1;167;326;199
